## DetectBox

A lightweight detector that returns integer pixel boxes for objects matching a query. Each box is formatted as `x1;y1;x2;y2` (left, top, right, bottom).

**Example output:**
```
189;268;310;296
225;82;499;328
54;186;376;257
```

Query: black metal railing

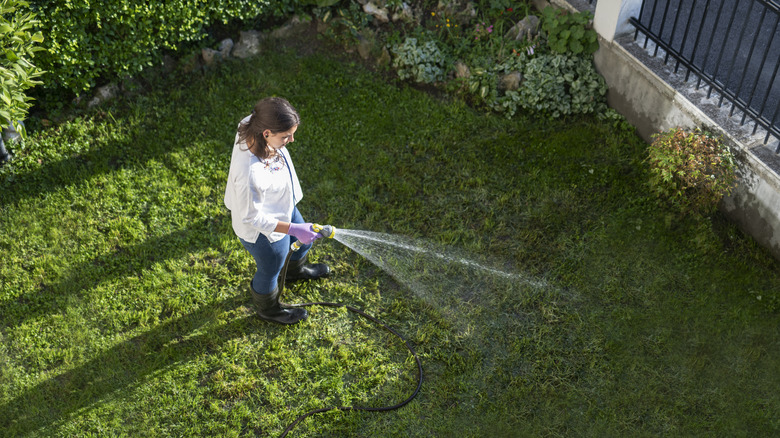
629;0;780;151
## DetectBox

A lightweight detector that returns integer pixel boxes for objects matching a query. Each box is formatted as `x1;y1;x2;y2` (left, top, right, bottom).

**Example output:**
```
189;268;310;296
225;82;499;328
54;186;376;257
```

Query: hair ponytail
237;97;301;160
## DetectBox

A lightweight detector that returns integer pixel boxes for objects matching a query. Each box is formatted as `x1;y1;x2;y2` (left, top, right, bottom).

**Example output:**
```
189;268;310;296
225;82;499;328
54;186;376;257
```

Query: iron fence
629;0;780;151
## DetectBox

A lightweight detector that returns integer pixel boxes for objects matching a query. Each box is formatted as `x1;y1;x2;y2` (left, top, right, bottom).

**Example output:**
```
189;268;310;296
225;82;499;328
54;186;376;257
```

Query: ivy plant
390;37;447;84
482;52;607;118
0;0;44;133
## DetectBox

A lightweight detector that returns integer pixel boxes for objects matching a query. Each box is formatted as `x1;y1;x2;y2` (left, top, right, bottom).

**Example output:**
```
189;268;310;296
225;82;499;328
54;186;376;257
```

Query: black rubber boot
251;285;307;325
285;254;331;281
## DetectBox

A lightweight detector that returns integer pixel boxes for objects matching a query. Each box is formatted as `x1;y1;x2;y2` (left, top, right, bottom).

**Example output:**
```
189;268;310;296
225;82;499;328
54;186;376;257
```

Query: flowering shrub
647;127;738;216
473;22;493;41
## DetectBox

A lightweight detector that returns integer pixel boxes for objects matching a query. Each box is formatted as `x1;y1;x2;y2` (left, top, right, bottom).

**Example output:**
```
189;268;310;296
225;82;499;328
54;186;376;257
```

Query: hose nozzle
312;223;336;239
291;223;336;251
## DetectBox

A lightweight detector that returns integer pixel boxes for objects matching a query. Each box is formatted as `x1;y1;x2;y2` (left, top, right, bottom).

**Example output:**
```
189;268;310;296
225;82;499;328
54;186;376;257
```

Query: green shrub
647;127;738;216
485;53;607;118
390;36;447;84
30;0;281;96
465;65;498;104
0;0;44;132
540;6;598;56
315;1;371;47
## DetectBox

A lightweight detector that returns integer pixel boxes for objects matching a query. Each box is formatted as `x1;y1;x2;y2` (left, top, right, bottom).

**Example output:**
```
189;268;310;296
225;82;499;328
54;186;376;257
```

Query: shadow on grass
1;123;154;209
0;294;272;435
0;217;222;331
0;85;230;210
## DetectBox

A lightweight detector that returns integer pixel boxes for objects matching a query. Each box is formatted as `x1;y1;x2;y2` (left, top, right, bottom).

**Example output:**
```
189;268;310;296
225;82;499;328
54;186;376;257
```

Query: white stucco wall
583;0;780;260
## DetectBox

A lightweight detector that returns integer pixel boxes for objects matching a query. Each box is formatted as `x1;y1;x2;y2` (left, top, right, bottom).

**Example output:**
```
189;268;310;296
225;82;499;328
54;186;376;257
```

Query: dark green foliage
29;0;292;94
486;51;607;118
391;36;446;83
541;5;598;55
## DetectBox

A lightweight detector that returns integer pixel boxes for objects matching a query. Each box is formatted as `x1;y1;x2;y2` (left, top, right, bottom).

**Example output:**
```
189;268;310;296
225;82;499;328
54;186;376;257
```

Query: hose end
320;225;336;239
312;223;336;239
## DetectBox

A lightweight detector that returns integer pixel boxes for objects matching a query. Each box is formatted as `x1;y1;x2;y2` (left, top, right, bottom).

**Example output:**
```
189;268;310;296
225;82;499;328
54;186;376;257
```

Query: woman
224;97;330;325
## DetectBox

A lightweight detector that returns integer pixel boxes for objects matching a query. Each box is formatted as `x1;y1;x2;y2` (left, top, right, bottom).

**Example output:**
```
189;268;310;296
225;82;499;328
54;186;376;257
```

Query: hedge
29;0;291;96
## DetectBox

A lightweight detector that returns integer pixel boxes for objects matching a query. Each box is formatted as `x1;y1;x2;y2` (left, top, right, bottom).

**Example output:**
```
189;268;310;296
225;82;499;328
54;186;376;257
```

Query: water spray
278;224;423;438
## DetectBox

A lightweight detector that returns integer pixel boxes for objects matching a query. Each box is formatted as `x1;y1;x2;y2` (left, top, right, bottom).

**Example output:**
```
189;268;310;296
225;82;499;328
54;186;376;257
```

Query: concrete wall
586;0;780;260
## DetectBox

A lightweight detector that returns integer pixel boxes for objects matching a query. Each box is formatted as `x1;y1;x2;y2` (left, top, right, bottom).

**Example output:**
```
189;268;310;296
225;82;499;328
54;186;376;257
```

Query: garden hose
277;239;423;437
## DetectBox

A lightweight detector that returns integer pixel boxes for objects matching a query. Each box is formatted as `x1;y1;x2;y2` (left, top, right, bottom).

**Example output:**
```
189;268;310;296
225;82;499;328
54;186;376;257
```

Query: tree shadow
2;117;162;209
1;83;233;210
0;294;275;435
0;217;222;331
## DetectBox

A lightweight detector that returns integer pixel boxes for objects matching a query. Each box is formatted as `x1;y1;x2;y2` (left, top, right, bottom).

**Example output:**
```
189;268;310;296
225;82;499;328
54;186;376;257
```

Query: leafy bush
315;1;372;47
0;0;44;132
647;127;738;216
465;66;498;104
540;6;598;56
30;0;280;96
390;36;447;84
486;53;607;118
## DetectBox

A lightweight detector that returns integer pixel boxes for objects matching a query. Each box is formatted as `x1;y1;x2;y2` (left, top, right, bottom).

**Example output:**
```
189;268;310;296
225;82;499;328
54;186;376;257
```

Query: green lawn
1;37;779;437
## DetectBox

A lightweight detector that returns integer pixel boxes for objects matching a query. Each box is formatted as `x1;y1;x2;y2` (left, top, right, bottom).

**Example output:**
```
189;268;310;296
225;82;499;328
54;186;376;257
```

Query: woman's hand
287;223;321;245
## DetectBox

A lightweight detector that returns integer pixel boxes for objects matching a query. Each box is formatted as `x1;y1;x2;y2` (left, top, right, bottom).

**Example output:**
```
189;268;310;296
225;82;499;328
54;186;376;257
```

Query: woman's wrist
274;221;290;234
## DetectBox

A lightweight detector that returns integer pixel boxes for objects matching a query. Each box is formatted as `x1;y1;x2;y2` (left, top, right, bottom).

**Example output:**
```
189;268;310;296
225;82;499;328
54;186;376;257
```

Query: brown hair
237;97;301;160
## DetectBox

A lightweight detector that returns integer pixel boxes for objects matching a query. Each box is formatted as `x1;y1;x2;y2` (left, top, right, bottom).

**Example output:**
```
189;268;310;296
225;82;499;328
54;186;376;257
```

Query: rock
88;83;119;108
499;72;523;92
201;48;221;66
438;0;457;16
271;15;309;39
456;2;477;26
392;2;414;23
377;47;391;67
233;31;263;58
1;121;23;164
219;38;234;58
454;61;470;79
357;35;372;60
363;2;389;23
180;52;203;74
505;15;540;41
2;121;22;143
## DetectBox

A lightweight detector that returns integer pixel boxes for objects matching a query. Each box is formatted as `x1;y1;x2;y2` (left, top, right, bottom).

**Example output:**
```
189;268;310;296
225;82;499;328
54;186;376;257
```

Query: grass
2;34;780;437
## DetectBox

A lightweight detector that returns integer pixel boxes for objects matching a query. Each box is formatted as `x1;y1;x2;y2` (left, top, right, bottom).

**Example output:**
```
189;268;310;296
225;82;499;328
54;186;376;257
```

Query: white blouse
224;116;303;243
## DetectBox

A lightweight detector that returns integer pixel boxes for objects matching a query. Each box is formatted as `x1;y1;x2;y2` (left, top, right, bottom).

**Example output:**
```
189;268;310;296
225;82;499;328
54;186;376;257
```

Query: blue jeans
239;206;310;294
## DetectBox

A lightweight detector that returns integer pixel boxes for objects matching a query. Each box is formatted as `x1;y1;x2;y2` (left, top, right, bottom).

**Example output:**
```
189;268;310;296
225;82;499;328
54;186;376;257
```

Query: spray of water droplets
333;229;552;321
